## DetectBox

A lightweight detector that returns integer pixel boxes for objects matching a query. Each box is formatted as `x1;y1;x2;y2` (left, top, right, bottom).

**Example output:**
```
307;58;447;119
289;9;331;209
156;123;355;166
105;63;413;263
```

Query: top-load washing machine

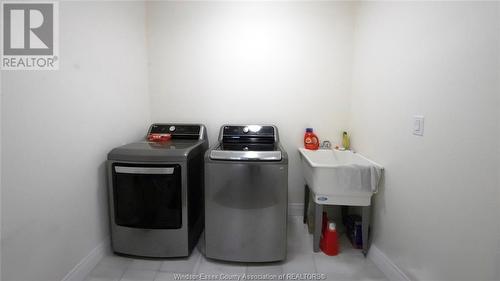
204;125;288;262
107;124;208;257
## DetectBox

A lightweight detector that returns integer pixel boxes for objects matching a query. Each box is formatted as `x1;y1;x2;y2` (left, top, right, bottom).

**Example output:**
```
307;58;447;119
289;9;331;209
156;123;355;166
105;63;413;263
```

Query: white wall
146;1;355;203
350;2;500;281
0;2;150;281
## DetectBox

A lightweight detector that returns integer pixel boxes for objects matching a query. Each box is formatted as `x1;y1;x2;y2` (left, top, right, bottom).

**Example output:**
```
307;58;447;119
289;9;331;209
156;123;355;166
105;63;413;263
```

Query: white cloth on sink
332;164;382;193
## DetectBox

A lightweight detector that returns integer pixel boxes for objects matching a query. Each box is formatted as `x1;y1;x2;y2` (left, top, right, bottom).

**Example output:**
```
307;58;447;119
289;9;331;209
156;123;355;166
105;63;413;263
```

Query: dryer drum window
112;163;182;229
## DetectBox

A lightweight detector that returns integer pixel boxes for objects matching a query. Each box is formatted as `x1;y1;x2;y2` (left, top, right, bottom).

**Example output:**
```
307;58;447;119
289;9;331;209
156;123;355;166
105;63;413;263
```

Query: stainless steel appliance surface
204;125;288;262
107;124;208;258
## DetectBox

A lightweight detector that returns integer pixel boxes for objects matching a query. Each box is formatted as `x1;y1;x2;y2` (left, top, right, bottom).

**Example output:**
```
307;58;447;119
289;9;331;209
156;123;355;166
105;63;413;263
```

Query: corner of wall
61;238;110;281
368;245;410;281
143;1;153;125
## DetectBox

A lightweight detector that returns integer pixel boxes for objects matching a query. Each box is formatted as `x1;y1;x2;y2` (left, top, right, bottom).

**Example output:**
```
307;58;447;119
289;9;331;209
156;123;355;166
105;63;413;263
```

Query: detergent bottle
342;131;350;150
304;128;319;150
320;217;339;256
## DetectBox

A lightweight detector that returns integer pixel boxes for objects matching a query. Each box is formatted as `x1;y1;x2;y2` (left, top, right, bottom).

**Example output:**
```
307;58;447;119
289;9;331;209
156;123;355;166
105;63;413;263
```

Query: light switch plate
413;115;424;136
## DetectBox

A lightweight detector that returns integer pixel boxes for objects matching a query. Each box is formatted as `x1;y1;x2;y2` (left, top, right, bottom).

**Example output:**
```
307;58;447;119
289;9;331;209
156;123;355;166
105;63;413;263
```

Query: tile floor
85;217;387;281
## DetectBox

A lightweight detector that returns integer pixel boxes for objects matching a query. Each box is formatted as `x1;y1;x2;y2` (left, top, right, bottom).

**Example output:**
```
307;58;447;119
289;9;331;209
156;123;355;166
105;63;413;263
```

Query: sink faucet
320;140;332;149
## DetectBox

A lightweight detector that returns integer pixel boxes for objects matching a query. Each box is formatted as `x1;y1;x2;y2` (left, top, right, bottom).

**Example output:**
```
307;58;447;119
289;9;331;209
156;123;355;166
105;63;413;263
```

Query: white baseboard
288;203;304;217
61;237;110;281
368;244;411;281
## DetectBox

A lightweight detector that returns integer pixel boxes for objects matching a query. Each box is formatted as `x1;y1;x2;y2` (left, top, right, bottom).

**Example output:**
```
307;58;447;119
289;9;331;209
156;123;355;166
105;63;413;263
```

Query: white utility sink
298;148;383;206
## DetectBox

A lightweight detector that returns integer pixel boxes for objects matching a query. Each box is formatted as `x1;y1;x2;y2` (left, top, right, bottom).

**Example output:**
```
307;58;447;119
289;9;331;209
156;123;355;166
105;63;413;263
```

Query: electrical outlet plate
413;115;424;136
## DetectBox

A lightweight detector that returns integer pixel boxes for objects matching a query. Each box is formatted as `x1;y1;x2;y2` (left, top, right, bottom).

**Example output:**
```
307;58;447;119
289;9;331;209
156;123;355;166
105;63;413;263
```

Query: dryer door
112;163;182;229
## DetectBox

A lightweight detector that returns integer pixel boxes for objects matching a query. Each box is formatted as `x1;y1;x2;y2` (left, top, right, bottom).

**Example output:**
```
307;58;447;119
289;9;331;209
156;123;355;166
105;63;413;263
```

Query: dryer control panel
147;124;205;141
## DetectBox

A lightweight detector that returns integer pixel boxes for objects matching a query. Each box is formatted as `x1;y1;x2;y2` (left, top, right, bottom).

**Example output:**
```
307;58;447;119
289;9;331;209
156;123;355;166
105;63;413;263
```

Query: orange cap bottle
304;128;319;150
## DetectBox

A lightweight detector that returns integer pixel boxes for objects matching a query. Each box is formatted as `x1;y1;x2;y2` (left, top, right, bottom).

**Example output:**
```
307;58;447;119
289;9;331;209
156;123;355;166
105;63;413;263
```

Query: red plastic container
304;128;319;150
320;213;339;256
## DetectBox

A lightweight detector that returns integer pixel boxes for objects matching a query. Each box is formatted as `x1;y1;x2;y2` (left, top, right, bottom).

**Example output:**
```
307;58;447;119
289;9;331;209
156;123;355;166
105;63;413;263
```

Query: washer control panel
221;125;277;143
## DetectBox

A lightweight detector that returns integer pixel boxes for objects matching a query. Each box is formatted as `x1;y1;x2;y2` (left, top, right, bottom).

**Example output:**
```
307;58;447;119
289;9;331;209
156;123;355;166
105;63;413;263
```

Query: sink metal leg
313;201;323;252
303;185;309;224
362;205;371;257
341;206;348;224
